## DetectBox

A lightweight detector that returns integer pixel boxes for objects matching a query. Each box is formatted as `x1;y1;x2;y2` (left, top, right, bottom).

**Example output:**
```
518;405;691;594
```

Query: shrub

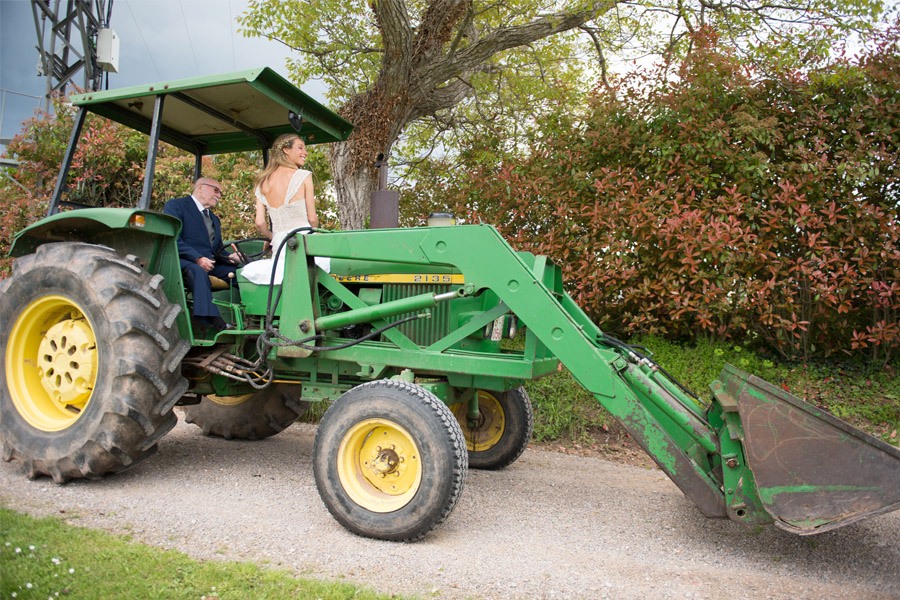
411;28;900;363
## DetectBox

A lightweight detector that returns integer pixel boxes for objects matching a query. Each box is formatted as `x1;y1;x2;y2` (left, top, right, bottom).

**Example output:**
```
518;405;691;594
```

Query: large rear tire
182;384;309;440
449;387;533;470
0;243;189;482
313;380;468;541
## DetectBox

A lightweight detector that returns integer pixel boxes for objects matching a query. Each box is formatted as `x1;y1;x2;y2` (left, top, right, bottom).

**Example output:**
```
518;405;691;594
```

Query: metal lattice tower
31;0;114;109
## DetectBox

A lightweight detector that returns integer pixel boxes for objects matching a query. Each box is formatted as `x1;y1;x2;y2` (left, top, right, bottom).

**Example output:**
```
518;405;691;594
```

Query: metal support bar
619;365;718;454
314;290;460;332
139;94;165;209
425;302;509;352
316;273;418;350
47;106;87;216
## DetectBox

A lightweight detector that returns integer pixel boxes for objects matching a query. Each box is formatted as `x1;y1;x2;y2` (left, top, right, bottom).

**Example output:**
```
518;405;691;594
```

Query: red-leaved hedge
406;29;899;363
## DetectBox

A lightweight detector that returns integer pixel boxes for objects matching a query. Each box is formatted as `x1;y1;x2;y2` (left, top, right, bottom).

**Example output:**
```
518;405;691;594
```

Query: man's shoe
191;317;213;338
210;316;234;331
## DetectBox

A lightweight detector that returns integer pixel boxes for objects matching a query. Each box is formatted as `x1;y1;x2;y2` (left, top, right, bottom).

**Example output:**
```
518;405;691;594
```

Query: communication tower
31;0;118;109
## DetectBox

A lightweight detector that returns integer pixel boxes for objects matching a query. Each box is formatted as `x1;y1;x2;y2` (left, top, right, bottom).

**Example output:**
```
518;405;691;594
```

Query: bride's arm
304;175;319;228
255;198;273;240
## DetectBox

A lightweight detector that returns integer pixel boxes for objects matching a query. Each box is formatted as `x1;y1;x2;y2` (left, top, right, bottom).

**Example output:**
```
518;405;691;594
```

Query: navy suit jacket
163;195;227;264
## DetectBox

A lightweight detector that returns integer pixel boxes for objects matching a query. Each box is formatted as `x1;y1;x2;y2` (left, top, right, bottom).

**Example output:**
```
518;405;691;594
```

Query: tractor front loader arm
297;224;899;534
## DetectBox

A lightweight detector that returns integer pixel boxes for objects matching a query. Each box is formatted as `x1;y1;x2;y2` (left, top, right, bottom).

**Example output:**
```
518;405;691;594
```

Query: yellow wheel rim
450;391;506;452
337;418;422;513
206;393;253;407
6;295;98;431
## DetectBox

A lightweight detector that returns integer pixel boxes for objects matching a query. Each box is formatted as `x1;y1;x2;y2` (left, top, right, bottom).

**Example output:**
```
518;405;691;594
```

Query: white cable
178;0;201;75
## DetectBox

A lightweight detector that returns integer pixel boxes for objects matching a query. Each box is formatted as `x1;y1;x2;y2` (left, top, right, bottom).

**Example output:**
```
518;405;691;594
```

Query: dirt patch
529;438;656;469
533;426;657;469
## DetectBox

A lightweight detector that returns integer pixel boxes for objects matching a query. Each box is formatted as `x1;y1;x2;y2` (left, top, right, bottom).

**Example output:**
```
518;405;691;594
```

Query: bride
239;133;329;285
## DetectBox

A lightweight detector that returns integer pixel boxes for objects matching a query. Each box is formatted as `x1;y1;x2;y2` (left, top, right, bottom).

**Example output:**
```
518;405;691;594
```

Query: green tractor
2;69;898;542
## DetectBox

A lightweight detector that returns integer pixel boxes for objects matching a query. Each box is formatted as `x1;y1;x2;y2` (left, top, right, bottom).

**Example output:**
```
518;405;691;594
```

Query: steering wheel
224;237;270;265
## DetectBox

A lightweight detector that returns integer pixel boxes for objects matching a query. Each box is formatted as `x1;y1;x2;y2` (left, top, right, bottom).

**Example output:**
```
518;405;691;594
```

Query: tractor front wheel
182;384;309;440
0;243;189;482
449;387;533;470
313;380;467;541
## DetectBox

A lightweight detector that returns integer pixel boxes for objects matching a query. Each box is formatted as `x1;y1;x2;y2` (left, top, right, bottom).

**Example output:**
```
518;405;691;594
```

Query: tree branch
432;0;618;86
408;77;476;120
579;25;610;88
372;0;414;84
413;0;471;63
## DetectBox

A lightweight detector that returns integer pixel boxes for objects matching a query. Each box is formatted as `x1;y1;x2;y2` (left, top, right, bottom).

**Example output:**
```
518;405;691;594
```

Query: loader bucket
712;364;900;535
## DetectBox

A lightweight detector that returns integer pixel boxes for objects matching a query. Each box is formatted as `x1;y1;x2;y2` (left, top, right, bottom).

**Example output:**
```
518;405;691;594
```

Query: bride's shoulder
254;185;268;205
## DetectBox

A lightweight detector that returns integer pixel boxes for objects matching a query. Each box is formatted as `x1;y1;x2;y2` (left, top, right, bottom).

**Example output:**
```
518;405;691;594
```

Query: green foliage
525;367;616;443
628;335;783;400
525;335;899;447
239;0;382;103
0;508;402;600
413;27;900;363
239;0;887;190
640;334;900;445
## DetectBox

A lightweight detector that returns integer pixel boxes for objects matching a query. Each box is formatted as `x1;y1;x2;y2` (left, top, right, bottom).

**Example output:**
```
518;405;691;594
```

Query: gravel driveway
2;416;898;600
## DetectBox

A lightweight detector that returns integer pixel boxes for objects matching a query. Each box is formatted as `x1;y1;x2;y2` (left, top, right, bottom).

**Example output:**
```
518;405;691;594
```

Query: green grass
0;508;407;600
525;335;899;447
524;368;617;444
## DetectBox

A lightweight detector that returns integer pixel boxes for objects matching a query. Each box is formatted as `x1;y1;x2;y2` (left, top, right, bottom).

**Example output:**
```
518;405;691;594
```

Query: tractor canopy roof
69;67;353;155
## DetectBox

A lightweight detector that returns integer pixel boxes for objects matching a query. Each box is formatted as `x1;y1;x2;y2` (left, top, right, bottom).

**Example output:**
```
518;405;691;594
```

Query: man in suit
164;177;239;334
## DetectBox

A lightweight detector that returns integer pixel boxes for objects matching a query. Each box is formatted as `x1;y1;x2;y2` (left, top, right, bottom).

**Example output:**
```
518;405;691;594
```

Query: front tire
182;384;309;440
449;387;533;470
313;380;467;541
0;243;189;482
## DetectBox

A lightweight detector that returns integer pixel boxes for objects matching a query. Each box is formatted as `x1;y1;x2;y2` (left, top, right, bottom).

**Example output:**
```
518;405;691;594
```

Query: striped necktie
202;208;215;244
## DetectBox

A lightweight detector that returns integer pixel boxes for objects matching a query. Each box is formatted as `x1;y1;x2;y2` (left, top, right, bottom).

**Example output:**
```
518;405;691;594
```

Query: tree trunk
329;140;378;231
324;0;616;228
330;82;411;230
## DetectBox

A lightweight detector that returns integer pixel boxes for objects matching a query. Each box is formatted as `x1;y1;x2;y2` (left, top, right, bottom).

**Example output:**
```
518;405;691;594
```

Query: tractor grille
382;284;453;346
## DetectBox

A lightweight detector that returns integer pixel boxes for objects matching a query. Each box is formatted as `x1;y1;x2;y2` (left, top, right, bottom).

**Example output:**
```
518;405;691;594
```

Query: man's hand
196;256;215;272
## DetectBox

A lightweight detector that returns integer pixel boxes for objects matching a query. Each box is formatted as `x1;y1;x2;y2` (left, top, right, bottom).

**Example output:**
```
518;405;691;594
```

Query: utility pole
31;0;118;110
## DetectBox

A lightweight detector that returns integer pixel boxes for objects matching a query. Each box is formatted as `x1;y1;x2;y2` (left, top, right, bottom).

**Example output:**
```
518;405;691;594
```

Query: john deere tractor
2;69;897;541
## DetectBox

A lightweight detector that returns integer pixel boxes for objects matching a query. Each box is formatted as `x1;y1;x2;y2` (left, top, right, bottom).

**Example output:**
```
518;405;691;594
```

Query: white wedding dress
239;169;329;285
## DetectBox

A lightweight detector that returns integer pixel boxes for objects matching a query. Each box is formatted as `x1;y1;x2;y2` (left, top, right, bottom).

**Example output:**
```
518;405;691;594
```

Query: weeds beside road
523;335;899;451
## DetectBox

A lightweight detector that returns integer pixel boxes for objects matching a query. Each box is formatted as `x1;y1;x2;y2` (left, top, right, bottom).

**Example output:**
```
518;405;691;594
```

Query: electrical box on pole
96;28;119;73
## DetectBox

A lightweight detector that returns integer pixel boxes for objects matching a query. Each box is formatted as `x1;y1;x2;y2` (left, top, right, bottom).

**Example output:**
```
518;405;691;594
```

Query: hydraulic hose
600;333;700;401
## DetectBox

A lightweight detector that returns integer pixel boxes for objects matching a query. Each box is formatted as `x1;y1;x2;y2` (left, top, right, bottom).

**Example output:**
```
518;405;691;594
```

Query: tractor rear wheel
449;387;533;470
0;243;189;482
313;380;468;541
182;384;309;440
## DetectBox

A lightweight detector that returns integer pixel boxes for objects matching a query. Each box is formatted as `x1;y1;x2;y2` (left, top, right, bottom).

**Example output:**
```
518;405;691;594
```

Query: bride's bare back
254;136;318;239
260;166;310;209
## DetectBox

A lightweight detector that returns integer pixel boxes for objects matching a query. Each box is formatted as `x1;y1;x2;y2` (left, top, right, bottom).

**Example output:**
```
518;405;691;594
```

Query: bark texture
332;0;616;229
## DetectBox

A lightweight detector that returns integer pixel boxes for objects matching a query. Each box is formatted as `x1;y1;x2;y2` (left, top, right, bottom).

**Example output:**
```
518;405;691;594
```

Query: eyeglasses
202;183;223;195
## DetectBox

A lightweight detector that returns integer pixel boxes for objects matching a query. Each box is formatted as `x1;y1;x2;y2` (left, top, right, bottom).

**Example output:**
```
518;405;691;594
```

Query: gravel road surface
2;417;898;600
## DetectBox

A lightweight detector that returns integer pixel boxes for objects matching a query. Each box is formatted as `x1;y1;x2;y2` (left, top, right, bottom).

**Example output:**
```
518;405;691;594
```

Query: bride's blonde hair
255;133;302;189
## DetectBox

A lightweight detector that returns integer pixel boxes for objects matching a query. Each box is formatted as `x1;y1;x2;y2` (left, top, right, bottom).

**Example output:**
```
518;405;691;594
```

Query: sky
0;0;322;151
